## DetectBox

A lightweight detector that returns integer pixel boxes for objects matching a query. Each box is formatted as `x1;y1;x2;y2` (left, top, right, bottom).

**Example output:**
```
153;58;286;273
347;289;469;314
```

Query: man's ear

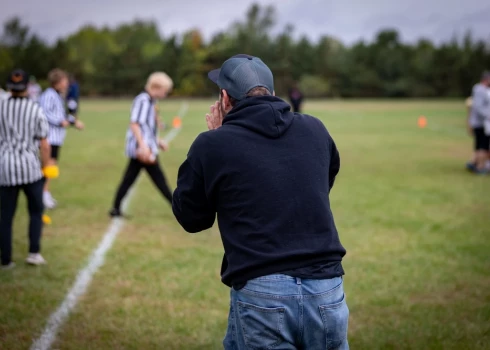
221;89;232;109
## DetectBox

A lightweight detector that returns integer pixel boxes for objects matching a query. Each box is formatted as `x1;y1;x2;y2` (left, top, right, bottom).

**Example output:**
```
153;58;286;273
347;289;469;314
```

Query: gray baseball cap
207;54;274;100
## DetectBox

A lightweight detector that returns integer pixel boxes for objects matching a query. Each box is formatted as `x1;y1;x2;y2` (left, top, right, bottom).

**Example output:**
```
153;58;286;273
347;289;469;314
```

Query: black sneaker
1;262;16;270
109;208;125;218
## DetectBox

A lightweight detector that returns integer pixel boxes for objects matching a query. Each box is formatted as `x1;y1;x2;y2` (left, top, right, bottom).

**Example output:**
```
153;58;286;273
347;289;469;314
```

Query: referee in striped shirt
109;72;173;217
0;69;52;268
39;69;84;209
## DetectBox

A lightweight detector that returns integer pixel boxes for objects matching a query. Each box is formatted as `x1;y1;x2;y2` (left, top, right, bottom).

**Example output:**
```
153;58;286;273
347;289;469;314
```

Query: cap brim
207;69;220;85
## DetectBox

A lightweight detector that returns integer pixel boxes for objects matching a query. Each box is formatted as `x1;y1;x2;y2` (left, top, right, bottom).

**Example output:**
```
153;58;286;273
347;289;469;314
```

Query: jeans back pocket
319;294;349;350
237;300;286;349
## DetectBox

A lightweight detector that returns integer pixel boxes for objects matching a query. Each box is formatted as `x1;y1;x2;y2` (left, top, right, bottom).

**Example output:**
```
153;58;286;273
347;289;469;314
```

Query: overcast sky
1;0;489;45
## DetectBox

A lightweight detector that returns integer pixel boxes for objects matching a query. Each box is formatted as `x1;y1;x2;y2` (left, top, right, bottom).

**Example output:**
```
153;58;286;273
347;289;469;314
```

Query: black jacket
172;96;345;287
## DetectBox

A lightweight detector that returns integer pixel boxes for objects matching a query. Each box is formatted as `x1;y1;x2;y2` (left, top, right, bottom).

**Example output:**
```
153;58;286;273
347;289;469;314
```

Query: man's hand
61;120;70;128
206;101;223;130
74;120;85;130
158;139;169;151
467;124;474;137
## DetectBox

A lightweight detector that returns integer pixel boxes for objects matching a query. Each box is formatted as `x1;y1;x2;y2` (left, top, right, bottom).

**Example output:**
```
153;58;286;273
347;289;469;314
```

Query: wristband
43;165;59;179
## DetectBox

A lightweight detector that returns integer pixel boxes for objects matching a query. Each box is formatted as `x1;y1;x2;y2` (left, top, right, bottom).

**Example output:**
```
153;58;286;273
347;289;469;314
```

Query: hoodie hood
222;96;294;138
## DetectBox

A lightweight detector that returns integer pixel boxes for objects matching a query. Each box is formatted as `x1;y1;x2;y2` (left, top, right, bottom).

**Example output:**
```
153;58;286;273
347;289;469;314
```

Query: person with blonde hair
109;72;174;217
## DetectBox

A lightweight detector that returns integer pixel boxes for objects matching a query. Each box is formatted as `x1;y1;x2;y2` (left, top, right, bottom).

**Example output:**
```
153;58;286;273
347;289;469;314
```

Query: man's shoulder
188;129;228;157
191;130;217;148
294;112;327;130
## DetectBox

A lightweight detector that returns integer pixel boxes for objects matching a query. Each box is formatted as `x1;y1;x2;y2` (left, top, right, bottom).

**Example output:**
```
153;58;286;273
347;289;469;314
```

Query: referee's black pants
0;179;44;265
112;158;173;211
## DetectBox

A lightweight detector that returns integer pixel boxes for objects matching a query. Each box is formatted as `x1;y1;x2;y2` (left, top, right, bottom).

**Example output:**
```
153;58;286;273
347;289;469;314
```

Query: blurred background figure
467;71;490;174
288;82;304;113
27;76;42;103
66;74;80;121
39;69;84;209
465;97;476;170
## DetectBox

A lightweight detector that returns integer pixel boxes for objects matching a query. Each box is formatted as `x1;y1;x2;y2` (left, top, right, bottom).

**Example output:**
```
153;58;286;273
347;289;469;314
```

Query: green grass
0;99;489;349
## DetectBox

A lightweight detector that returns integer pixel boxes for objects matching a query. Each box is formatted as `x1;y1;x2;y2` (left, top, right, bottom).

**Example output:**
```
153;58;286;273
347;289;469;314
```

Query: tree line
1;4;489;98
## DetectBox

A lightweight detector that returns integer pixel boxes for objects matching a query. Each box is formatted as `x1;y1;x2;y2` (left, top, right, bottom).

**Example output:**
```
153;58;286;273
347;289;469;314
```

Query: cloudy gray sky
1;0;489;45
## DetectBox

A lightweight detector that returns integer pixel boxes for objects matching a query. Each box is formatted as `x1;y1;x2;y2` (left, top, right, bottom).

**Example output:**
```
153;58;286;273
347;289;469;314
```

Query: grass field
0;98;489;350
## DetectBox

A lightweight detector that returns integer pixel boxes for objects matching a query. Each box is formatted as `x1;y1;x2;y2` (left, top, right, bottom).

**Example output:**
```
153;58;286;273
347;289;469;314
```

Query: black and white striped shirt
0;97;49;186
39;87;72;146
125;92;158;158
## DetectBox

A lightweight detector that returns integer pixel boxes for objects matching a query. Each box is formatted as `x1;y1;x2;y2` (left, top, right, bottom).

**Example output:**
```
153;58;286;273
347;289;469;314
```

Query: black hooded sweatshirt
172;95;346;288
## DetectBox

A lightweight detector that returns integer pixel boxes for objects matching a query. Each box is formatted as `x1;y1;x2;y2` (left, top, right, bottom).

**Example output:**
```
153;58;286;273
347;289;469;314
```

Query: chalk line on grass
30;101;189;350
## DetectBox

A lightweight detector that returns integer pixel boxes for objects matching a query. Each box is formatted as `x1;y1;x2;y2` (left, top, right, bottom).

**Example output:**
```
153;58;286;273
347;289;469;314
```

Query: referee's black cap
6;69;29;92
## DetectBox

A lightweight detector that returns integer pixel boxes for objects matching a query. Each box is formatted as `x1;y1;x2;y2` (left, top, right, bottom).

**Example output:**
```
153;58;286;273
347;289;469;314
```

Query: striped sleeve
130;95;151;124
40;90;64;126
34;105;49;140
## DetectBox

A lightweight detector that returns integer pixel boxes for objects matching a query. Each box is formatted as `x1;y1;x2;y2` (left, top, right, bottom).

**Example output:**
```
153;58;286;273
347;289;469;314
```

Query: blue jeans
224;275;349;350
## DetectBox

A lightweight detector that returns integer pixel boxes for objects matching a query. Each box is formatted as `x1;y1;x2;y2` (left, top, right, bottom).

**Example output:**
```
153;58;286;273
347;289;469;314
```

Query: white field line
30;101;189;350
425;123;467;137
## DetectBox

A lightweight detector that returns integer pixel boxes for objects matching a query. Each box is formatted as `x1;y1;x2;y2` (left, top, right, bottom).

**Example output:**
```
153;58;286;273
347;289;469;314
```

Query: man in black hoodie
173;54;349;350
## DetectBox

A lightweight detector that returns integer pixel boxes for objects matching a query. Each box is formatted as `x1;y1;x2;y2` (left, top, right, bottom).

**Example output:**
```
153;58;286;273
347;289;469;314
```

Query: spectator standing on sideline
27;76;42;103
0;69;53;268
465;97;477;170
66;75;80;121
173;54;349;349
39;69;84;209
288;82;304;113
108;72;174;218
467;71;490;174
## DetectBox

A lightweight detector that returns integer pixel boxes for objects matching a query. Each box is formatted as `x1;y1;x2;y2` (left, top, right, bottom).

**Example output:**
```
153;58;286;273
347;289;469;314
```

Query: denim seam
239;281;342;300
298;294;304;345
302;282;342;299
231;304;237;346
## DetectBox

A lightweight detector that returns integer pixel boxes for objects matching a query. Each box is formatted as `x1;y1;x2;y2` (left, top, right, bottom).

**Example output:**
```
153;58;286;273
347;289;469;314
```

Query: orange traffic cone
172;116;182;129
417;116;427;128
